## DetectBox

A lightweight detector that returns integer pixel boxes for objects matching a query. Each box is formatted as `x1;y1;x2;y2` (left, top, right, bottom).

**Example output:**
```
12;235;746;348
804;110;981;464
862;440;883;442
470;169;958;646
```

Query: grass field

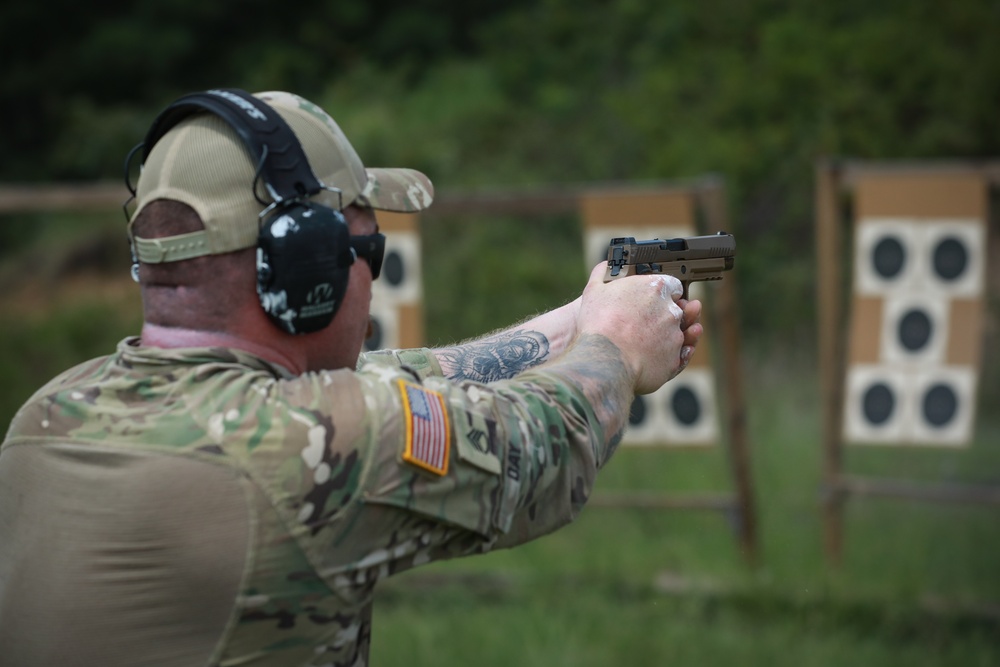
368;348;1000;666
2;211;998;666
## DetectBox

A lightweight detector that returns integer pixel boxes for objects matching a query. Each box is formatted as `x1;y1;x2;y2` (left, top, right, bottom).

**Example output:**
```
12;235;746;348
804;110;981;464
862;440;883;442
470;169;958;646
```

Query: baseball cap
128;90;434;263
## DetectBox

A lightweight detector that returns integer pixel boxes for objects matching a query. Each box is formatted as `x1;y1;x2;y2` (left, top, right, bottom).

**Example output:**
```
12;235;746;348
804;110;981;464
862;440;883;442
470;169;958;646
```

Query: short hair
132;199;256;330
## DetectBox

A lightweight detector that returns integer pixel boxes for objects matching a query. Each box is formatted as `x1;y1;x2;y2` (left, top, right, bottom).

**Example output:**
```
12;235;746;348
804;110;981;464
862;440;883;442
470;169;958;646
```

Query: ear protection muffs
134;88;354;335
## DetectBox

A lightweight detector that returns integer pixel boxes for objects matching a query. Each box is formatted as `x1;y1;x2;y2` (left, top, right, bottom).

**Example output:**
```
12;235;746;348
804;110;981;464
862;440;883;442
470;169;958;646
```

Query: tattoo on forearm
552;334;634;453
437;329;551;382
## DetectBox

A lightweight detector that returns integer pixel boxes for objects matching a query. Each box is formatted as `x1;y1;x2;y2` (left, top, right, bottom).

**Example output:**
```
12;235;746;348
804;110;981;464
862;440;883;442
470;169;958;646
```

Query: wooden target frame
815;159;1000;566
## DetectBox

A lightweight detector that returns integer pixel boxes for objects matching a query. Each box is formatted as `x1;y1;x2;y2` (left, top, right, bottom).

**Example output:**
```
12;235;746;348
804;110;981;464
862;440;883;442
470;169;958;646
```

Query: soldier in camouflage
0;90;703;666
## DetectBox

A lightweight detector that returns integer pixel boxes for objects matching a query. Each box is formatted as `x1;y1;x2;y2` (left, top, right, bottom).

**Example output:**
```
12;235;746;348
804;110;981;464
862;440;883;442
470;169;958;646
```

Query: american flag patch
398;380;451;476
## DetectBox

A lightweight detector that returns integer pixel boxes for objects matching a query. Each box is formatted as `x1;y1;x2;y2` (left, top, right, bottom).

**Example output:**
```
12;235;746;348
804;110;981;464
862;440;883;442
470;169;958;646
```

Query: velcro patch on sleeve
398;380;451;476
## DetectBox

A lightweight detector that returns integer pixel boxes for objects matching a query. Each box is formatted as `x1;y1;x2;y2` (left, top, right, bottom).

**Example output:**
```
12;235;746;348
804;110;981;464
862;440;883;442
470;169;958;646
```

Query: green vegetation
4;0;1000;339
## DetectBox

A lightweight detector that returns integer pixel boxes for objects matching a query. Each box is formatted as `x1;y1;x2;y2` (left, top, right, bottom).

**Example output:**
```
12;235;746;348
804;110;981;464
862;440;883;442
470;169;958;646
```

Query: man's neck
139;323;305;375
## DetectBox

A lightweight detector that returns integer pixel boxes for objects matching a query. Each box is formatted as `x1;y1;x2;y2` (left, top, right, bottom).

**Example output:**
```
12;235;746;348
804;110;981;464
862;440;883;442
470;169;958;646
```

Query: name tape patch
398;380;451;476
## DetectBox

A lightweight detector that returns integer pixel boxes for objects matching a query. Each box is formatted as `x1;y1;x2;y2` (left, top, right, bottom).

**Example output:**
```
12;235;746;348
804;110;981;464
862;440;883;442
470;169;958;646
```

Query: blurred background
1;1;999;665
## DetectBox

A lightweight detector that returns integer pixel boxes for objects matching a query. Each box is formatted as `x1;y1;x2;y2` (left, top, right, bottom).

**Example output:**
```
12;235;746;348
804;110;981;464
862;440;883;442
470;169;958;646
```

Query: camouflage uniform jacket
0;336;611;666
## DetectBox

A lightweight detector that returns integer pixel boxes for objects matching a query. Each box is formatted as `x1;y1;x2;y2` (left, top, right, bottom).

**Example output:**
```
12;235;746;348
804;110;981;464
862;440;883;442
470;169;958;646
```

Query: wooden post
0;182;124;213
696;176;758;566
840;476;1000;505
815;160;847;566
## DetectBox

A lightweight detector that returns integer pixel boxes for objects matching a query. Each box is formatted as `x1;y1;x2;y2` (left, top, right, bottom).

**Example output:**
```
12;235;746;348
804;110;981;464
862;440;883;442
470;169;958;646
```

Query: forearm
488;332;634;548
516;332;634;460
433;298;580;382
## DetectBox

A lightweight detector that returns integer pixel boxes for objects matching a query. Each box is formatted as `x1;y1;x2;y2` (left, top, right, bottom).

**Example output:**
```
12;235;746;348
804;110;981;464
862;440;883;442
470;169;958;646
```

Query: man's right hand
577;262;703;395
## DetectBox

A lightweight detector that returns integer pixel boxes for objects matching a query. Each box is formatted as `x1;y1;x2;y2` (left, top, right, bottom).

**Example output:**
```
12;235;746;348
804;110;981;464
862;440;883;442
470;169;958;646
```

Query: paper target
843;174;987;447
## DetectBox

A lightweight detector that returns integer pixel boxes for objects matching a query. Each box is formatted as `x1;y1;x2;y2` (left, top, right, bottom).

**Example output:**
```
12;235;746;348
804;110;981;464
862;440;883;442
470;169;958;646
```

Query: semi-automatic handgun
604;232;736;299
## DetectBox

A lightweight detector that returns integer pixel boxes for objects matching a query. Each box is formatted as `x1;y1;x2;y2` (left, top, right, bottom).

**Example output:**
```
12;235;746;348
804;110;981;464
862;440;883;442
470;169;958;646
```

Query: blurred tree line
2;0;999;343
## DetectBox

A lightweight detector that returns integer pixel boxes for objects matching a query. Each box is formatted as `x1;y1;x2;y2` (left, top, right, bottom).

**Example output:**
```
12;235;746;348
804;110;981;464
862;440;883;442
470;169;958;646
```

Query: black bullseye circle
898;309;933;352
862;382;895;425
922;383;958;427
383;250;406;286
629;395;646;426
872;236;906;279
932;237;968;282
670;386;701;426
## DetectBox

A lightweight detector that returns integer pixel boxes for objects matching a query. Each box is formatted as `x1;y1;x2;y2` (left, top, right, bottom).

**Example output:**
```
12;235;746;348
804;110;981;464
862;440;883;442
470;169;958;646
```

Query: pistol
604;232;736;299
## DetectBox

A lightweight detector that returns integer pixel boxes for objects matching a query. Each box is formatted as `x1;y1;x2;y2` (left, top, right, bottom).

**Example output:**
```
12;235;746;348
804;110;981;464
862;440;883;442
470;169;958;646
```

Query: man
0;90;703;666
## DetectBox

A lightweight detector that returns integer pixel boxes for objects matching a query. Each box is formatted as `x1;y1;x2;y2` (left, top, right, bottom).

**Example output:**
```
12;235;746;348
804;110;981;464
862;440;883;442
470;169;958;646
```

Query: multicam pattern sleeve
294;344;613;580
357;348;444;380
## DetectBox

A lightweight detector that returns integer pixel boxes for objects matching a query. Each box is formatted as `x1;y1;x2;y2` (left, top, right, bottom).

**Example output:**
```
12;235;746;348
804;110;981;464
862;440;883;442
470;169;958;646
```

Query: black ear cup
256;203;355;334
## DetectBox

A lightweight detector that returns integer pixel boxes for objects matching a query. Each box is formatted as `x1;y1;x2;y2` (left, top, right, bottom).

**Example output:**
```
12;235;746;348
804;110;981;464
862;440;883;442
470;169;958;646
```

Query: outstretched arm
432;297;581;382
351;262;705;559
432;267;702;385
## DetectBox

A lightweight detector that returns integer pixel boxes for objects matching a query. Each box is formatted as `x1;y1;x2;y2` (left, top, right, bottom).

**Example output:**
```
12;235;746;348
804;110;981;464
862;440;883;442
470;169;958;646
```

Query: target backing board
843;172;988;446
581;190;720;446
365;212;425;351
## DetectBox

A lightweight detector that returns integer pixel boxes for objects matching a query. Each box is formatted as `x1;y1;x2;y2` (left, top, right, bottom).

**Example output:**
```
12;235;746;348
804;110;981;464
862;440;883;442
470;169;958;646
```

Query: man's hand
578;262;703;394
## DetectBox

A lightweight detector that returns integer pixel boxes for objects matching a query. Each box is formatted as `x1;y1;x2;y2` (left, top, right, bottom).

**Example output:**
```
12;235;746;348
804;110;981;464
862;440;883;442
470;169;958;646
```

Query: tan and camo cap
128;91;434;263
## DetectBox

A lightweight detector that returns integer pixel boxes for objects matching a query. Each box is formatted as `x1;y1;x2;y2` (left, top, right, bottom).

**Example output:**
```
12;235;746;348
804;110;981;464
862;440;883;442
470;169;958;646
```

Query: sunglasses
350;233;386;280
